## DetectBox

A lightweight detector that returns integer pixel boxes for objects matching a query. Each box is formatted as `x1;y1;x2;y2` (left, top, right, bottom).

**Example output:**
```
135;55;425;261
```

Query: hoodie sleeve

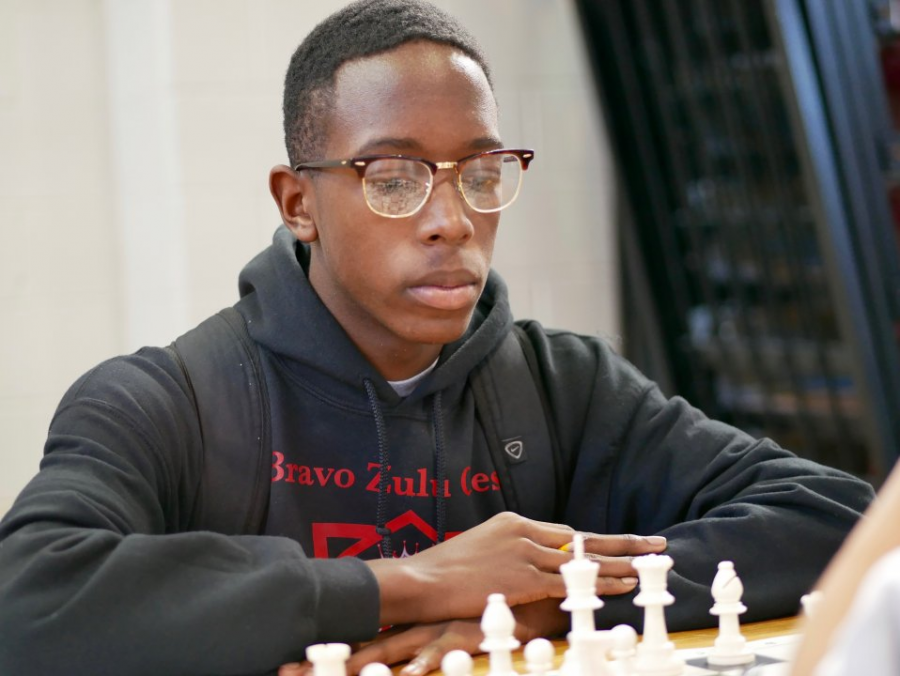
520;321;874;631
0;348;380;676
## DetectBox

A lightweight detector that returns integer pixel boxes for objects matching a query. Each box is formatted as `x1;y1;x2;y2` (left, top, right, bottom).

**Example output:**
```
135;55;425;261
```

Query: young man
0;2;873;675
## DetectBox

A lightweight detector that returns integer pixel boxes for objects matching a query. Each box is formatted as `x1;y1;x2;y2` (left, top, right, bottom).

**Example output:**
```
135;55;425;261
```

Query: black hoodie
0;227;874;675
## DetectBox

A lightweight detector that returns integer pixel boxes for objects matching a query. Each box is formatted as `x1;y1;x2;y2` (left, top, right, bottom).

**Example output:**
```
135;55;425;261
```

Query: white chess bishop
707;561;754;666
480;593;521;676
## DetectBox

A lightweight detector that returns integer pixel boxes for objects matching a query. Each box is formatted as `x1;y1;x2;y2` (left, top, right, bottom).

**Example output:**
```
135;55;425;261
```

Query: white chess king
560;533;603;636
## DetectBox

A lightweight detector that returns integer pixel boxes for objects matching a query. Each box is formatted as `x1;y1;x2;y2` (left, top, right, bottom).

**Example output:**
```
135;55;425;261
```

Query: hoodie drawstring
363;379;449;559
364;378;393;558
431;391;447;545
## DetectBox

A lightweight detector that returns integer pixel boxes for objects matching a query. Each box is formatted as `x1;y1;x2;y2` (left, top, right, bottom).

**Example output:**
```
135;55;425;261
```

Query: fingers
596;575;639;596
576;533;667;557
279;662;309;676
582;554;637;578
399;624;480;676
514;514;576;550
347;622;482;676
522;540;575;576
348;630;426;674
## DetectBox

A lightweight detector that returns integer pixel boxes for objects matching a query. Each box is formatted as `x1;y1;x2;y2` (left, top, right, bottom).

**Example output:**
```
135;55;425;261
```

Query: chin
400;313;472;346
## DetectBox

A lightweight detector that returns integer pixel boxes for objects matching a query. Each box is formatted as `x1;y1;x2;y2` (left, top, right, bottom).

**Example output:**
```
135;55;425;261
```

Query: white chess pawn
708;561;754;666
480;593;521;676
801;590;824;619
524;638;555;676
632;554;684;676
610;624;637;659
359;664;392;676
306;643;351;676
560;533;604;636
441;650;474;676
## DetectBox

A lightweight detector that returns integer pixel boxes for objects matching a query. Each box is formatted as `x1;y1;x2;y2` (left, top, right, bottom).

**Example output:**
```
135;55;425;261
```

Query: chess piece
801;590;824;619
523;638;555;676
480;593;521;676
560;533;604;636
633;554;684;675
359;664;392;676
610;624;637;668
441;650;474;676
306;643;351;676
568;631;612;676
708;561;754;667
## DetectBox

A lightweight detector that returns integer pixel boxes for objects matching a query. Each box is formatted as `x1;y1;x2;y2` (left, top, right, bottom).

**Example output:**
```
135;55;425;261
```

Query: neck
359;343;442;381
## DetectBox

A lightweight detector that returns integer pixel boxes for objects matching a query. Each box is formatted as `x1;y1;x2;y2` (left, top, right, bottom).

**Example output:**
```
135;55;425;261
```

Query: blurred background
2;0;900;516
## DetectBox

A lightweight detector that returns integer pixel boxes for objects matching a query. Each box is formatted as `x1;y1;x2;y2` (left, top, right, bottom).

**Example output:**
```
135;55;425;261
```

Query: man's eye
464;174;500;193
370;177;419;194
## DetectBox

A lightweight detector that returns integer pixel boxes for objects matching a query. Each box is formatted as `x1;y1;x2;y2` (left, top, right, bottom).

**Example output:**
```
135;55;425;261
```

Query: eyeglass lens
361;153;524;217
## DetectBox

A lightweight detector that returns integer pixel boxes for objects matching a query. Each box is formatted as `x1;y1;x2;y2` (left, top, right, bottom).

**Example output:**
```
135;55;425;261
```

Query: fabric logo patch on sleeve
503;438;526;463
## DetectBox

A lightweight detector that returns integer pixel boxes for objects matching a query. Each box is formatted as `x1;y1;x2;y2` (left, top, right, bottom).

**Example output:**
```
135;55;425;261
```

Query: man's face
294;41;502;371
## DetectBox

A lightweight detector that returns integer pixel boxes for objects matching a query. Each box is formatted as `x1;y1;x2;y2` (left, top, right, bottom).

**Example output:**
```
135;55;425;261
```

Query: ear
269;164;319;243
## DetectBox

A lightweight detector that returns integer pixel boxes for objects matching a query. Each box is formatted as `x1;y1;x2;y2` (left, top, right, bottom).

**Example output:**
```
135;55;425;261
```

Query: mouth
407;271;482;311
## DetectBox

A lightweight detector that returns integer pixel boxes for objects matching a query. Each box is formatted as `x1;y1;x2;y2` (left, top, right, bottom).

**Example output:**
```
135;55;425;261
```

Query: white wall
0;0;618;516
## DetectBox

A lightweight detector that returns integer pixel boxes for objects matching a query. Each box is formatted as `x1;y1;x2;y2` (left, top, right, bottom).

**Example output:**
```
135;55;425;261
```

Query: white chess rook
708;561;754;667
480;593;521;676
306;643;351;676
560;533;603;636
632;554;684;676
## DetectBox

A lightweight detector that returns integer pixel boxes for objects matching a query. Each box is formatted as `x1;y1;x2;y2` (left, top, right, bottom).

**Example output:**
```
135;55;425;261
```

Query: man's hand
366;513;667;628
577;532;668;590
280;518;666;676
278;598;569;676
367;512;573;626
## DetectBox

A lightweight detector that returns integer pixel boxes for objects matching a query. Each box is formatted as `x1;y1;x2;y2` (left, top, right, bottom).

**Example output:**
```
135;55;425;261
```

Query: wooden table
444;616;800;676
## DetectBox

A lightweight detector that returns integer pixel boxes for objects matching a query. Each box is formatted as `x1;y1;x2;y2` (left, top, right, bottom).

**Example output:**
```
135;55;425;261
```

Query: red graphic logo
312;510;460;558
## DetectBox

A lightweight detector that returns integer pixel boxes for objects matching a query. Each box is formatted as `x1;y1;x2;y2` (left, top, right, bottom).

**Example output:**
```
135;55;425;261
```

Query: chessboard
672;633;799;675
307;534;808;676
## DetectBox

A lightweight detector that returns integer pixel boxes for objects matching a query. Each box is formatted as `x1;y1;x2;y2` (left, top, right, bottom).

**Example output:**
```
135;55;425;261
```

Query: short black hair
283;0;493;166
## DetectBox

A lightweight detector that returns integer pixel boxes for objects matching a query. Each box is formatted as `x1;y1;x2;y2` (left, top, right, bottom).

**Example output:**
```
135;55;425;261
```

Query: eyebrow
354;135;504;156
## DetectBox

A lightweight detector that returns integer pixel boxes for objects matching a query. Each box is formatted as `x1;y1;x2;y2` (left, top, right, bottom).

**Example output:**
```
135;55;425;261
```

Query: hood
236;226;513;403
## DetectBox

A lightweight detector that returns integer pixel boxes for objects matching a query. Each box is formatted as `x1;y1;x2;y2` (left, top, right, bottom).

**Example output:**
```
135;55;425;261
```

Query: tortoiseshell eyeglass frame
293;148;535;217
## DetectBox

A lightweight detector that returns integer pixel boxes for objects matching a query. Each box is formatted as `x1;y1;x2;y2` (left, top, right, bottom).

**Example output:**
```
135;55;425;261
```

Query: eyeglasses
293;148;535;218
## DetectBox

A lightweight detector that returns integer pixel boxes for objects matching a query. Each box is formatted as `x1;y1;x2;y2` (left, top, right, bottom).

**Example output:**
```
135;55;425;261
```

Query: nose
415;173;475;245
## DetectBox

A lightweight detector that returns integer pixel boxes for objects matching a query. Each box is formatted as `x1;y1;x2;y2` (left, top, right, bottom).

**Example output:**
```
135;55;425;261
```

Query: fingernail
622;576;639;586
401;660;427;676
646;536;667;546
